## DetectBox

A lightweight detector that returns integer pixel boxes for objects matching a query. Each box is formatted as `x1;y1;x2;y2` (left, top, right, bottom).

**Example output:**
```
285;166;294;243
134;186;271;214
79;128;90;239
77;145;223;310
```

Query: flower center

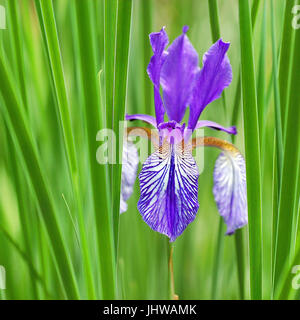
158;121;186;144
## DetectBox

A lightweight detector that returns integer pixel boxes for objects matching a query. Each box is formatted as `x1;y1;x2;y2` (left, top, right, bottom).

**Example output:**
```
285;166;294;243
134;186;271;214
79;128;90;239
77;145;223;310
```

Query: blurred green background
0;0;299;300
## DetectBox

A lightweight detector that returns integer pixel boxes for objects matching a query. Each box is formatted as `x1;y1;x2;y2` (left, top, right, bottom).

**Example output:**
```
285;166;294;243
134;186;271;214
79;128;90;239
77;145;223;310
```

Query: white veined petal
138;143;199;241
120;142;139;214
213;151;247;234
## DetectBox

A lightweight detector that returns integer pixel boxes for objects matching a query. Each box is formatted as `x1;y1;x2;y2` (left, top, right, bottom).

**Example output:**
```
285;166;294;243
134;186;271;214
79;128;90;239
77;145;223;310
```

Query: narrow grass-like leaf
234;229;245;299
7;0;27;109
207;0;227;299
257;1;267;148
208;0;221;43
230;0;262;300
211;220;225;299
273;4;300;289
270;0;283;184
37;0;96;299
112;0;133;247
251;0;261;26
278;0;296;130
140;0;153;115
271;137;278;298
37;0;77;176
75;0;116;299
104;0;117;129
103;0;117;240
231;0;261;129
0;54;79;299
238;0;262;299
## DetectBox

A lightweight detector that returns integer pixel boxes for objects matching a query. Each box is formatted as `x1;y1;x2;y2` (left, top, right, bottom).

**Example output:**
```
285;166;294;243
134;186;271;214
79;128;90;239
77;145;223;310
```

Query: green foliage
0;0;298;300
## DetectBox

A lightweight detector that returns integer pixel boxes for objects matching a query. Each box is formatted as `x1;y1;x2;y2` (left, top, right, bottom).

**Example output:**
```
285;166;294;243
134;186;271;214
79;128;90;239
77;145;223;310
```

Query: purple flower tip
218;38;230;50
182;25;189;33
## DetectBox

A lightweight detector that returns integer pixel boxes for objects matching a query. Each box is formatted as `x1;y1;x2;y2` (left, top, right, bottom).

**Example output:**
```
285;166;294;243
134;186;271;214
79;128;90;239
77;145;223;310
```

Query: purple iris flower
121;26;247;242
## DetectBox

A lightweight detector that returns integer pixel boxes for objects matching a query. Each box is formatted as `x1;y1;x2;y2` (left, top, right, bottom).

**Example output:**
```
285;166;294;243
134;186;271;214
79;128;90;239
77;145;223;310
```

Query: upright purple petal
138;142;199;241
147;27;169;125
160;26;199;123
188;39;232;130
213;151;247;234
120;142;139;214
195;120;237;135
126;114;157;128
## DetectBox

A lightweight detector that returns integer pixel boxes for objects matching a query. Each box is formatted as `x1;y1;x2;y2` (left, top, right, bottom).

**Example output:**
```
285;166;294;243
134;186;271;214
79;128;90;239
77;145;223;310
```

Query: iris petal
188;39;232;130
194;120;237;135
147;27;169;125
126;114;157;128
120;142;139;214
213;151;247;234
138;143;199;241
160;26;199;123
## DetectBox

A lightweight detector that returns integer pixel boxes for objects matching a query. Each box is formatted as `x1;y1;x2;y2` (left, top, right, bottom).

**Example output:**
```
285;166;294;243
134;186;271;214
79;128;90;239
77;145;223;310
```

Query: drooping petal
160;26;199;123
188;39;232;130
195;120;237;135
138;142;199;241
126;114;157;128
191;136;247;234
120;142;139;214
147;27;169;125
213;151;247;234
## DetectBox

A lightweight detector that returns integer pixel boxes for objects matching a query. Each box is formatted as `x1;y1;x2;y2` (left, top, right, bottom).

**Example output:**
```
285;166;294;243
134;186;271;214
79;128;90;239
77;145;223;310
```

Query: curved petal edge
126;114;157;128
195;120;237;135
213;151;248;234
